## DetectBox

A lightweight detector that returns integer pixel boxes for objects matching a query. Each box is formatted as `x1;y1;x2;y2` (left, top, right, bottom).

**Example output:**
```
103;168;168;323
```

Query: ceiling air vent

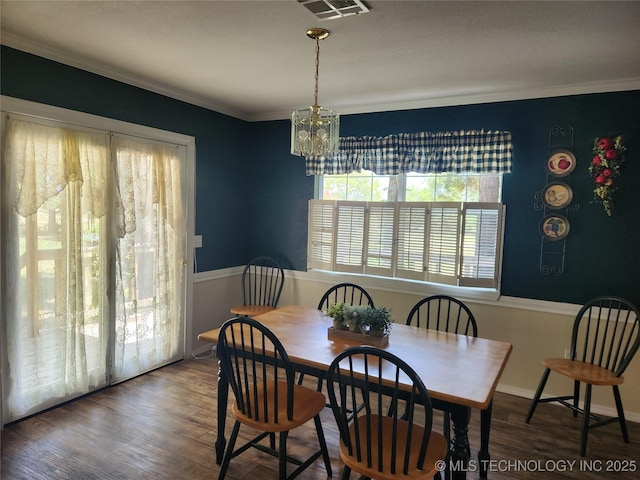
298;0;370;20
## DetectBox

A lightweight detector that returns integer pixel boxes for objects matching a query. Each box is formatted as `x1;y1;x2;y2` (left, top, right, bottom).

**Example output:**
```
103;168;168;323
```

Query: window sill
298;269;501;303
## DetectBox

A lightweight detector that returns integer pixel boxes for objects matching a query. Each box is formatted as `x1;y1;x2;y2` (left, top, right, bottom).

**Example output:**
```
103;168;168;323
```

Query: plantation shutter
426;203;461;285
335;202;366;273
365;202;396;277
307;199;504;290
395;203;428;280
460;203;505;288
307;200;335;270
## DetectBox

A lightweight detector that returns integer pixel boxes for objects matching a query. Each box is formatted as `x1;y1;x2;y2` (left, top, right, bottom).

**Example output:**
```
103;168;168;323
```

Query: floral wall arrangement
588;136;627;216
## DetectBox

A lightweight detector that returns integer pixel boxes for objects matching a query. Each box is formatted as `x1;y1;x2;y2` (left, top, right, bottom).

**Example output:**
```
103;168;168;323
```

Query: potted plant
364;305;393;337
345;305;371;333
327;302;348;330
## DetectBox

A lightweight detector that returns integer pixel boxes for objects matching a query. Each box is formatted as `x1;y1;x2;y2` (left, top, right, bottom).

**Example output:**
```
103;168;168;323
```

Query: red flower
605;149;618;160
598;137;613;150
592;155;602;165
595;174;607;184
603;168;613;177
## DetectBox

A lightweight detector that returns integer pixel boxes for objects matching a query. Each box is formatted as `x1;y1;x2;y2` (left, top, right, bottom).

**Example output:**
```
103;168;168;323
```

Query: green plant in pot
327;302;348;330
345;305;371;333
364;305;393;337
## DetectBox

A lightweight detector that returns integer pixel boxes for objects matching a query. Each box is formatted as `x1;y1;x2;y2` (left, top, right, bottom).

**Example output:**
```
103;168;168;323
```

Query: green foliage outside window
321;170;498;202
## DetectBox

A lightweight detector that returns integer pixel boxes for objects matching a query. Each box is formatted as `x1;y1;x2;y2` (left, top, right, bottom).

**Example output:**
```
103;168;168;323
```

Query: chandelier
291;28;340;159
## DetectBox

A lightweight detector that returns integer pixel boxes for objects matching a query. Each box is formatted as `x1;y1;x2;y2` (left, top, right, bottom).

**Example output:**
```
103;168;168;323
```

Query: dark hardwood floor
2;357;639;479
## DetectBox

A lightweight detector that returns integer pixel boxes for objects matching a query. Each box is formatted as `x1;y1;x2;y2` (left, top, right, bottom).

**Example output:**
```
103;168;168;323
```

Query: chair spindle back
317;282;375;310
217;316;294;423
327;346;434;476
571;296;640;377
241;256;285;308
406;295;478;337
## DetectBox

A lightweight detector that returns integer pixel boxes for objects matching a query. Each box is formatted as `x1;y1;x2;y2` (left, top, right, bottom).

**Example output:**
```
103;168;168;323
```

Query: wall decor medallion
546;149;576;177
540;214;570;241
542;182;573;209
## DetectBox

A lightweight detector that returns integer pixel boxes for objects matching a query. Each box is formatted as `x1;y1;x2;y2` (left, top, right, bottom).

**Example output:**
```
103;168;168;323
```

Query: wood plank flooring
2;357;639;479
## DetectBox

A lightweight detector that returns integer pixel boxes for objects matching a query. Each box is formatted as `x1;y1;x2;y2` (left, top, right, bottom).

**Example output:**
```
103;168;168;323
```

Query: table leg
215;358;228;465
478;399;493;478
449;404;471;480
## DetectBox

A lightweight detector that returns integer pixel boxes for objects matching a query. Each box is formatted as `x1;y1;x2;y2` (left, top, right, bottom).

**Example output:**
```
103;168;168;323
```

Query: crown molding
1;33;251;121
4;33;639;124
248;78;640;122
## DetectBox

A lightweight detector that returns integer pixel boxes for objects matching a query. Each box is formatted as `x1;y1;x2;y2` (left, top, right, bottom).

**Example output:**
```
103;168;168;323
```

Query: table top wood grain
229;305;276;316
199;305;512;410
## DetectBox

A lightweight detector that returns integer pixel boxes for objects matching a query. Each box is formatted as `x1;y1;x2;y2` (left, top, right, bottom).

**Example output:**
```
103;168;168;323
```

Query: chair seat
340;414;448;480
232;380;326;433
229;305;276;316
542;358;624;386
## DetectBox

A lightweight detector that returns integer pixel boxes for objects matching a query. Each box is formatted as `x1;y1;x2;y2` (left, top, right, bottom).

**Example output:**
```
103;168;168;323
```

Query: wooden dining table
228;304;276;316
198;305;512;480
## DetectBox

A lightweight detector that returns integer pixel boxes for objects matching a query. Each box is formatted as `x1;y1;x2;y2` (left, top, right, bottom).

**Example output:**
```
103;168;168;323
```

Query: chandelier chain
314;36;320;106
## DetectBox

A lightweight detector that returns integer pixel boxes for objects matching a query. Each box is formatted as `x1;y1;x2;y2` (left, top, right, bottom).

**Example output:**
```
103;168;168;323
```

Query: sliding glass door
2;116;188;422
110;135;186;382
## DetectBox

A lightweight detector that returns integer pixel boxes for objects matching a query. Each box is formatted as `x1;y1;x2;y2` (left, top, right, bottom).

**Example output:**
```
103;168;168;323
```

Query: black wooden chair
298;282;375;390
317;282;375;311
216;316;332;480
406;294;478;337
230;256;285;316
326;346;447;480
406;295;478;479
526;296;640;457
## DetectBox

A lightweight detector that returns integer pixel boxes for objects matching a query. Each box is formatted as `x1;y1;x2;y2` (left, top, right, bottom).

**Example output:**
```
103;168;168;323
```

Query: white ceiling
2;1;639;122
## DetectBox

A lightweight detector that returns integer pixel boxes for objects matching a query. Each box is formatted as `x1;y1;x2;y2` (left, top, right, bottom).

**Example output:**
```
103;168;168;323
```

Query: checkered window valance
305;129;513;176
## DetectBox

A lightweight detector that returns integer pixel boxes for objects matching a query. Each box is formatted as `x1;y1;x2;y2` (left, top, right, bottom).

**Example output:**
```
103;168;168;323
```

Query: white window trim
301;268;502;303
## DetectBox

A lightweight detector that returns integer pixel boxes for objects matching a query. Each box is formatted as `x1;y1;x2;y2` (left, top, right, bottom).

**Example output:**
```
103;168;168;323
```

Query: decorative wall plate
546;149;576;177
540;214;570;241
542;182;573;209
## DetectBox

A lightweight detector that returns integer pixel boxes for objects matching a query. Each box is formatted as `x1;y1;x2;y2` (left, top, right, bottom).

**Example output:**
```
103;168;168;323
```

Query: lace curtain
305;129;513;176
2;118;185;420
4;118;110;418
111;136;185;381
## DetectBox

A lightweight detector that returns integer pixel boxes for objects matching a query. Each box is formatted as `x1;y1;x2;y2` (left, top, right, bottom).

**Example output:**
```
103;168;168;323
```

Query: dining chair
525;296;640;457
298;282;375;390
406;294;478;337
326;345;447;480
216;316;332;480
406;295;478;479
317;282;375;311
230;256;285;316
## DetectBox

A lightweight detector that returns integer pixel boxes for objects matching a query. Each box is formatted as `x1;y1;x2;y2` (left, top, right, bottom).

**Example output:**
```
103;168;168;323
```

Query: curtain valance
305;129;513;176
5;118;109;218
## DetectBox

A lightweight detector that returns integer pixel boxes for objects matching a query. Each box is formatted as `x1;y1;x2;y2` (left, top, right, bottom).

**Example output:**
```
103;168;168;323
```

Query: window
306;129;512;291
320;170;501;202
309;170;505;290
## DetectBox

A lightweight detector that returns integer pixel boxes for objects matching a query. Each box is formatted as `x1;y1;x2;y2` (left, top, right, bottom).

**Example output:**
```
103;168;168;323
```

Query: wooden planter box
327;327;389;347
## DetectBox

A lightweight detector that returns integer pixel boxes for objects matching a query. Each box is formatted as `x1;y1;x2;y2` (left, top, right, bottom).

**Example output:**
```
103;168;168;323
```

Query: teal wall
1;46;255;270
2;46;639;305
